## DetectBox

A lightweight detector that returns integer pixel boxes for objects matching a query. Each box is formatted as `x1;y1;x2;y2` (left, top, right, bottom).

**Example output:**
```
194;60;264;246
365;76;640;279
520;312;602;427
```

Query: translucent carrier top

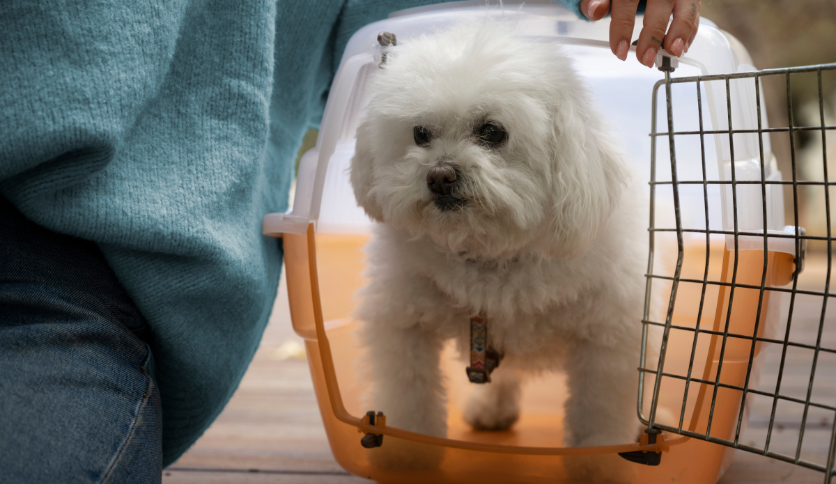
263;0;789;252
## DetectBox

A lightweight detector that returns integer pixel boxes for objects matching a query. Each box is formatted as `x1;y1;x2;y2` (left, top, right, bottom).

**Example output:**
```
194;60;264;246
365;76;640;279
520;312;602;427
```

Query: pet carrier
262;1;828;482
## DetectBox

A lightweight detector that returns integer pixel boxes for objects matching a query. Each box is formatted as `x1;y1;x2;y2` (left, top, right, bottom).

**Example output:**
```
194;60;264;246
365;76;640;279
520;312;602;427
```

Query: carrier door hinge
618;428;668;466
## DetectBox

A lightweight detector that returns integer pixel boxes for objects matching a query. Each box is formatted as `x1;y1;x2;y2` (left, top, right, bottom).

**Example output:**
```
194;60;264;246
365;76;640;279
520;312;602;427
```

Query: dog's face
351;22;628;260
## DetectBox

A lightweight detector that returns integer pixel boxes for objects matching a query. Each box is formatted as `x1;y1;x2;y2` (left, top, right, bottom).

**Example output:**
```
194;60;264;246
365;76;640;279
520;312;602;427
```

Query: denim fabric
0;195;162;484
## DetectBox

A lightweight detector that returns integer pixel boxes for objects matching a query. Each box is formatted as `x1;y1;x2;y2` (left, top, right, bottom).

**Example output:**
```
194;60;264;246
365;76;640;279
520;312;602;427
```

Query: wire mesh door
640;60;836;481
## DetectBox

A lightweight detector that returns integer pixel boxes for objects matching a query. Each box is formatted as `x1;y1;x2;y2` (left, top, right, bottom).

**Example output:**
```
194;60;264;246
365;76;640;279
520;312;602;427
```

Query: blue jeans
0;196;163;483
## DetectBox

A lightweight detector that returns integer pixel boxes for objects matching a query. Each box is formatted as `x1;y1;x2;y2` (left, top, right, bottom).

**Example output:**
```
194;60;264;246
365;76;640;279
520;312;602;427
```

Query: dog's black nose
426;165;457;196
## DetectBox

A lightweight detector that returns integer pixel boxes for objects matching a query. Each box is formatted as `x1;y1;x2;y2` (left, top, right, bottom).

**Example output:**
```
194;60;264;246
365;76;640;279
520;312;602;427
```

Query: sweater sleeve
557;0;585;19
0;1;190;197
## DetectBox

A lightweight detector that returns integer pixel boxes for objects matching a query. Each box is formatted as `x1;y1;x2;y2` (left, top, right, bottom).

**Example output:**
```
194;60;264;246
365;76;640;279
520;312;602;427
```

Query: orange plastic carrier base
279;225;793;484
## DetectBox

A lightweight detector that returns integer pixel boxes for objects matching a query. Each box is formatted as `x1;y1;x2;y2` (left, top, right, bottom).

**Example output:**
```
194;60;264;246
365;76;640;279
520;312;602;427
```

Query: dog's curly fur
350;20;651;455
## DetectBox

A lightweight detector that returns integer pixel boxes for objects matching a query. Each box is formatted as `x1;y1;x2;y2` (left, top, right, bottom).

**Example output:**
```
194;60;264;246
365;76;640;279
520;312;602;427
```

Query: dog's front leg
561;341;643;483
366;322;447;439
563;341;642;448
463;367;521;431
364;321;448;469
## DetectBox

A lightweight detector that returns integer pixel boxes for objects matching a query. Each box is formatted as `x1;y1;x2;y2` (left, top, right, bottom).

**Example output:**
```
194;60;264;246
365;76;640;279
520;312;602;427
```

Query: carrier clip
655;48;679;73
466;314;504;384
376;32;397;68
630;37;679;73
618;428;668;466
360;410;386;448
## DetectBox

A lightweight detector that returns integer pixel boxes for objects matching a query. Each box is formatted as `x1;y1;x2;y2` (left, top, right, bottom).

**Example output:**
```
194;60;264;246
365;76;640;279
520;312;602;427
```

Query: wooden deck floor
164;254;836;484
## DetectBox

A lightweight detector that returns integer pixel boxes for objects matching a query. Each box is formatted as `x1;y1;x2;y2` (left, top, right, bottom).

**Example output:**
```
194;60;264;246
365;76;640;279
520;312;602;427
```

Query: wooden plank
719;451;826;484
163;469;367;484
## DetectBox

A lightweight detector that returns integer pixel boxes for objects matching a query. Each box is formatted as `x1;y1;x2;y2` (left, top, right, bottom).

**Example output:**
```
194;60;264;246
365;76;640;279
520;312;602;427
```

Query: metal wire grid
638;62;836;480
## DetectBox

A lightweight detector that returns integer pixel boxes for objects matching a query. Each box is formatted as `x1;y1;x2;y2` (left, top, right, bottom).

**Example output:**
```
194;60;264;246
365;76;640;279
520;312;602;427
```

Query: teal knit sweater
0;0;582;465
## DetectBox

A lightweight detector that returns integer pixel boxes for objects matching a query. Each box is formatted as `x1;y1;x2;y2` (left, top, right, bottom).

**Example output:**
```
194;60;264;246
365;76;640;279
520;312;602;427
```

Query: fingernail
586;0;601;18
616;40;628;61
671;38;684;57
642;47;658;68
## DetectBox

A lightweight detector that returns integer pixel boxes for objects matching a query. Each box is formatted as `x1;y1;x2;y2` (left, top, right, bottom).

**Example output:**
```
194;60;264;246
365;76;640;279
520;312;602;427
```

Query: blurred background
702;0;836;247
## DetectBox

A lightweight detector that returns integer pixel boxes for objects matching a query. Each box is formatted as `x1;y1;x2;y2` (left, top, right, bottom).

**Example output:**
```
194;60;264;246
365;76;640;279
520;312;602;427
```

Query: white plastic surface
261;0;789;254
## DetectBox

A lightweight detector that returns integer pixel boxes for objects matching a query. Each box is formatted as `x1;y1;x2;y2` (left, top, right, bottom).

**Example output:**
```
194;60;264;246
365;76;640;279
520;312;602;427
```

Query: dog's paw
463;391;520;431
367;436;446;471
463;369;521;431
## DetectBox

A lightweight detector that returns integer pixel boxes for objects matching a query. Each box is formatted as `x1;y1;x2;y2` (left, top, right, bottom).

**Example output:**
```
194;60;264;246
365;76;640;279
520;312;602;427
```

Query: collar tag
466;314;503;384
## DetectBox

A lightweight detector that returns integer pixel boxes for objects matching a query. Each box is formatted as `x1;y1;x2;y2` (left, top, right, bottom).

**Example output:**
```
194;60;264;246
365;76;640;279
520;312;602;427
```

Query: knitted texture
0;0;582;466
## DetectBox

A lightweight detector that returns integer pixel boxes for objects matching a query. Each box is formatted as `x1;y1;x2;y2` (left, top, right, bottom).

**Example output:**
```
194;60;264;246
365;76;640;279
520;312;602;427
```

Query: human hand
580;0;701;67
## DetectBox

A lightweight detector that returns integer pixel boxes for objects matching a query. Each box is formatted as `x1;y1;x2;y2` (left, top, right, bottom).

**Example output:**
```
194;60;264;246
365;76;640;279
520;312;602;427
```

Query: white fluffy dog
350;20;650;455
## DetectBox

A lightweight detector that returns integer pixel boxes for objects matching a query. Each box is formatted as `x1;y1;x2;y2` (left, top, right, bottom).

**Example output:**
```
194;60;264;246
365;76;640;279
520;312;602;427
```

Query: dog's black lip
434;195;467;212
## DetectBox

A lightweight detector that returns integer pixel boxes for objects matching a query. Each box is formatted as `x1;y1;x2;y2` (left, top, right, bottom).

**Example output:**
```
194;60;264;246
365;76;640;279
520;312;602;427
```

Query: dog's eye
477;122;507;148
413;126;431;147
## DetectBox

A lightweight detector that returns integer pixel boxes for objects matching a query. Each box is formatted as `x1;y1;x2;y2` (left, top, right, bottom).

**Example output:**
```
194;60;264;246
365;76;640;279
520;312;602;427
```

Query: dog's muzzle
426;165;466;212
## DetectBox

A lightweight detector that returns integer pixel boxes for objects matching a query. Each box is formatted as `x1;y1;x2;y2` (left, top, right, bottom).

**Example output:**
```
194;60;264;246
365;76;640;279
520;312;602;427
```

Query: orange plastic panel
283;230;318;341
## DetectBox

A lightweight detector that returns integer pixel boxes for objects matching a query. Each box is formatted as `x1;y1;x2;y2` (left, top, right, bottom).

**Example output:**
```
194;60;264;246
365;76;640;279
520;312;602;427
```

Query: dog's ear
546;104;629;259
350;119;385;222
